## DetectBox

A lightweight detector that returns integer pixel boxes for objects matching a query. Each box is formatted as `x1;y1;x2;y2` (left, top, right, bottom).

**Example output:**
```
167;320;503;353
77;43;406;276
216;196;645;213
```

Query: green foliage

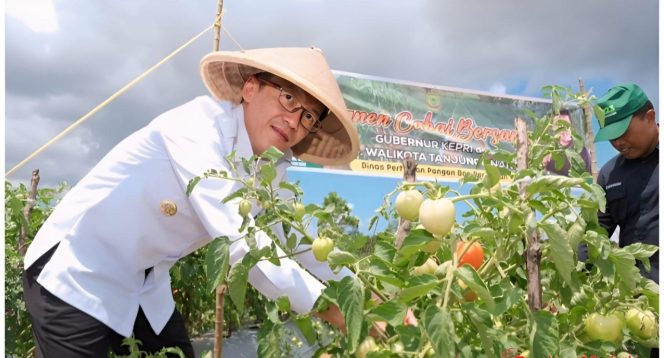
189;86;658;357
5;180;67;357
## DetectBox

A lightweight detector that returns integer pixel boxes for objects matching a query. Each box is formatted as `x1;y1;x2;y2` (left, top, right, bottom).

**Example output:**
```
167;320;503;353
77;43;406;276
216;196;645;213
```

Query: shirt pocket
605;185;627;224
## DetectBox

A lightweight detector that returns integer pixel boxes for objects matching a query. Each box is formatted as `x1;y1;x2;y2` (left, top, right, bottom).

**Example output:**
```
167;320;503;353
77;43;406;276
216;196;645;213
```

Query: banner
293;71;585;180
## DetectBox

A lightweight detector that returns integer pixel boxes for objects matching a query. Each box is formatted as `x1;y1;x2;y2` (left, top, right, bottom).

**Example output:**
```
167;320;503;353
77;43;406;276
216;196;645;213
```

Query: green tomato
293;202;306;220
413;258;438;276
419;198;455;236
626;308;658;340
312;236;334;262
395;189;424;221
355;337;378;358
584;313;624;344
239;199;252;217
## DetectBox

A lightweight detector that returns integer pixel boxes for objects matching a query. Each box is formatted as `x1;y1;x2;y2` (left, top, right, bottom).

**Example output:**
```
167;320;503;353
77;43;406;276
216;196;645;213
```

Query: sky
5;0;660;233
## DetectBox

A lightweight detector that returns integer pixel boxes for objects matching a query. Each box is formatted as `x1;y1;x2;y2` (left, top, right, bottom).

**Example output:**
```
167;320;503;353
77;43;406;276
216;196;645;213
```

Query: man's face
609;109;658;159
241;75;325;155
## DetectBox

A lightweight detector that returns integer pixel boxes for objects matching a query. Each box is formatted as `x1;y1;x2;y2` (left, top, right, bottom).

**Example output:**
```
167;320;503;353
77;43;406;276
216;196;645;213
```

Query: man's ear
242;76;259;103
645;109;657;125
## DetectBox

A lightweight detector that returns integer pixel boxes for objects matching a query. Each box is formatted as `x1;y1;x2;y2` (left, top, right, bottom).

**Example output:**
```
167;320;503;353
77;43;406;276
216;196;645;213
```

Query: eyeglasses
256;76;325;133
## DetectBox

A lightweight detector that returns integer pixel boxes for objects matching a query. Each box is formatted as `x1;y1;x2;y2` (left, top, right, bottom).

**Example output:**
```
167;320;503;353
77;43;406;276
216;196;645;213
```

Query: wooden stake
395;157;418;249
213;2;226;356
213;0;224;51
578;78;599;182
515;117;541;311
18;169;40;256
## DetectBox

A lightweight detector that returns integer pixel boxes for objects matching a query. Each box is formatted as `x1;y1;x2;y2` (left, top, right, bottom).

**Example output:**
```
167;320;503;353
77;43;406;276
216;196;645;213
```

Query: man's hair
633;100;654;118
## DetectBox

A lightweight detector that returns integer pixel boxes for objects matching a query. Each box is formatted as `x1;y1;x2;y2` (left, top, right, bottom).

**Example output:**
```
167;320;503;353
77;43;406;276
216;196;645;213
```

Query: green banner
293;71;585;180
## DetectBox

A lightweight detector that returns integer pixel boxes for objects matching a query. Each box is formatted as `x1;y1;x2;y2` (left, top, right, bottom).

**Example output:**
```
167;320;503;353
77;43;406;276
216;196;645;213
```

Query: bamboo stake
515;117;541;311
213;1;226;357
213;0;224;51
213;284;227;358
578;78;599;182
18;169;40;256
394;157;417;249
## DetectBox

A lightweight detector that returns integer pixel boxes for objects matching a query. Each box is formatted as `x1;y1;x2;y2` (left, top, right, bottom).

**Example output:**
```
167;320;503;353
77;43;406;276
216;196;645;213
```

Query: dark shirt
598;147;659;282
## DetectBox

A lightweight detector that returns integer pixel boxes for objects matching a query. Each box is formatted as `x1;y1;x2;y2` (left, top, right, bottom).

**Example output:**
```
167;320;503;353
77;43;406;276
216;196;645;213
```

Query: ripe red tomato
456;241;484;270
312;236;334;262
626;308;657;340
418;198;455;236
584;313;624;344
293;202;306;220
395;189;424;221
239;199;252;217
458;279;478;302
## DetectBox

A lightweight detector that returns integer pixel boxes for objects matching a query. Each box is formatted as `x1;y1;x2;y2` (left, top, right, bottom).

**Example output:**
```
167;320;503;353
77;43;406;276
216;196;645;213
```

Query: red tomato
456;241;484;270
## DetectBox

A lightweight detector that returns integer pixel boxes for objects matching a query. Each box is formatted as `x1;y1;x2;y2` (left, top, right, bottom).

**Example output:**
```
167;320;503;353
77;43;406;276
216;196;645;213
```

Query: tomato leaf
227;262;249;316
367;301;407;327
186;176;202;196
540;221;576;289
327;249;358;267
327;276;364;352
259;163;277;186
259;146;285;162
466;307;496;357
294;317;317;345
422;304;455;358
394;325;421;352
455;266;496;312
256;320;280;358
396;275;438;303
366;257;404;287
609;248;638;292
623;242;659;271
526;175;585;196
397;228;434;260
581;182;606;212
205;236;230;292
530;310;559;358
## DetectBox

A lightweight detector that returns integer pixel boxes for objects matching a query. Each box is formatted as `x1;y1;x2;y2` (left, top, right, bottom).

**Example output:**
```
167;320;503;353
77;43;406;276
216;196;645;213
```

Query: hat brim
199;48;359;166
594;115;631;142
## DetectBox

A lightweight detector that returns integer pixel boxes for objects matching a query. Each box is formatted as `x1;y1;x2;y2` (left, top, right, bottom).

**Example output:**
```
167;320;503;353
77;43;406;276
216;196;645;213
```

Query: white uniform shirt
24;96;352;337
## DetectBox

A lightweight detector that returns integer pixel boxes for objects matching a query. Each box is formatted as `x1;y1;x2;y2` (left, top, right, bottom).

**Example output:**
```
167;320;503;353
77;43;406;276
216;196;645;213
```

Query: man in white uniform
22;47;360;357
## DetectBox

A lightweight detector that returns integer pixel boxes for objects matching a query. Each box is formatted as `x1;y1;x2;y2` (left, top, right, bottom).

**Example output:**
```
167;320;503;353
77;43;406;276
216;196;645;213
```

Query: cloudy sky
5;0;659;230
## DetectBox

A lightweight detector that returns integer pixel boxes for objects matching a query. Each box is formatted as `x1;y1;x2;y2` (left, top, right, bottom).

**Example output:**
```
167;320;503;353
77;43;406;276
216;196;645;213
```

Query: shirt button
160;200;178;216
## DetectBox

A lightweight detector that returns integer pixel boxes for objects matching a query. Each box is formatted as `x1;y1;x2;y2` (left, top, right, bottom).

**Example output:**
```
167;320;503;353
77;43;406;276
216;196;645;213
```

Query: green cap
594;83;649;142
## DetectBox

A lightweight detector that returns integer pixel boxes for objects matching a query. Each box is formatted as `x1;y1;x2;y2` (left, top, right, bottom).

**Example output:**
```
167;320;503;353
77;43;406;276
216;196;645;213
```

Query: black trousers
22;245;195;358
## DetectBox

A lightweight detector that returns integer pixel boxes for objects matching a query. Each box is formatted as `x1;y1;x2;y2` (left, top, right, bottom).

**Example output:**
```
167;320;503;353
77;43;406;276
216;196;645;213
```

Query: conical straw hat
200;47;359;166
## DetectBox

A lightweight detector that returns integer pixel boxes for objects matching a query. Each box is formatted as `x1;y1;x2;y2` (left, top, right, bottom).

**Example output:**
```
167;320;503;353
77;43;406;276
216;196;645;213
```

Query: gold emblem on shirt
160;200;177;216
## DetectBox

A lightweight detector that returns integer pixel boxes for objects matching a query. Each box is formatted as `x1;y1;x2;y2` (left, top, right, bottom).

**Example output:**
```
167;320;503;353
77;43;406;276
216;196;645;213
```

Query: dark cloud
5;0;658;186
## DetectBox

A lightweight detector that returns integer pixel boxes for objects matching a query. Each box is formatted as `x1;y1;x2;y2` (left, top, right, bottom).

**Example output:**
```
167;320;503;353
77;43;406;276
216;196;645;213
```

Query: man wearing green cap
594;83;658;284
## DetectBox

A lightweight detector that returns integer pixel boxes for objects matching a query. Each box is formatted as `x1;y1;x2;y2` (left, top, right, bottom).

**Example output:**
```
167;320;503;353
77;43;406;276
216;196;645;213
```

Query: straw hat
200;47;359;166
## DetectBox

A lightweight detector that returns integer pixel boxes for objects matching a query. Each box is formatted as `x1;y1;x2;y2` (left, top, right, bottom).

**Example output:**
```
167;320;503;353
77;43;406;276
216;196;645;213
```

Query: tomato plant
395;189;423;220
455;241;484;270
